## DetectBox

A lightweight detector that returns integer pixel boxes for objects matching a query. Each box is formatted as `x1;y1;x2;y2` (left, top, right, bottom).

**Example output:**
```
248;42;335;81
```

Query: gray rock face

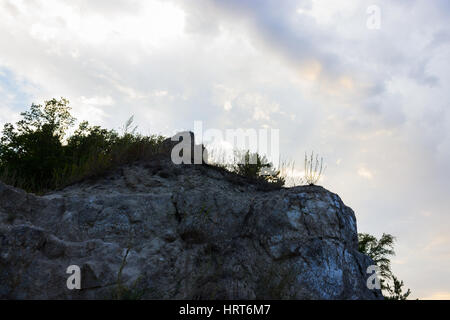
0;159;382;299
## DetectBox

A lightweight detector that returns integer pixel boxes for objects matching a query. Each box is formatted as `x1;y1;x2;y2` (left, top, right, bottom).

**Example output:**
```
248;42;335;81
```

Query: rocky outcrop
0;156;382;299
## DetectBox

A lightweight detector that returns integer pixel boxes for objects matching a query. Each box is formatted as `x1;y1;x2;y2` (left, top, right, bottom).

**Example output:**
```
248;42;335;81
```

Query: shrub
0;98;74;191
358;232;412;300
0;99;165;193
304;151;325;185
1;98;322;192
231;150;285;187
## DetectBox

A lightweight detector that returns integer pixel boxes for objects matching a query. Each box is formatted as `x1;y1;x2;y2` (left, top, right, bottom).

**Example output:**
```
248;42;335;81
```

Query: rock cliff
0;153;382;299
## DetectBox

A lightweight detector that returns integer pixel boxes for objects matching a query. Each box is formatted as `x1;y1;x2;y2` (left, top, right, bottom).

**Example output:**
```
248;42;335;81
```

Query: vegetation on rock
0;98;166;193
358;232;412;300
0;98;287;193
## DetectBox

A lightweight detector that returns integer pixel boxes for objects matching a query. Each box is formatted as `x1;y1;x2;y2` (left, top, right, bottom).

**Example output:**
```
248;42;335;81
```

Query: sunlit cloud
423;292;450;300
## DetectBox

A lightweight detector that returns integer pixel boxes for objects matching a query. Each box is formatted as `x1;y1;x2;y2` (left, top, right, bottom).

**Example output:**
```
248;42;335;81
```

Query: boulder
0;153;382;299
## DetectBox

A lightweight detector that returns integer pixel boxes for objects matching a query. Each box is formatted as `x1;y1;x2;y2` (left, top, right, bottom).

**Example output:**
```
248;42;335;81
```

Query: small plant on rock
233;150;285;187
304;151;325;185
111;247;146;300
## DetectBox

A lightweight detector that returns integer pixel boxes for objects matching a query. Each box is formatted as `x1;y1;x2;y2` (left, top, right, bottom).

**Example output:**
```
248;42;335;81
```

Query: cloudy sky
1;0;449;299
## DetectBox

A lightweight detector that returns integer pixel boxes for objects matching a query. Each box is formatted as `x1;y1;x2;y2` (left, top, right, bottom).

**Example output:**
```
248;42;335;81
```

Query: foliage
358;232;411;300
304;151;325;185
16;97;75;138
385;275;411;300
111;247;146;300
358;233;395;281
1;98;329;192
0;98;74;191
231;150;285;187
0;99;165;193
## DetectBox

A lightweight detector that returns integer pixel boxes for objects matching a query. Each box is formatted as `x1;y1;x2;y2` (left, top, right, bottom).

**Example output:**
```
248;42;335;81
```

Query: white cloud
223;101;232;111
357;167;374;180
0;0;449;299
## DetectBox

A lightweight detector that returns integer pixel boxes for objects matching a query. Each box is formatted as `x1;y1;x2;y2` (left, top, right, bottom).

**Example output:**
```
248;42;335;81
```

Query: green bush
0;98;286;192
0;98;164;193
231;150;285;187
358;232;412;300
0;98;74;191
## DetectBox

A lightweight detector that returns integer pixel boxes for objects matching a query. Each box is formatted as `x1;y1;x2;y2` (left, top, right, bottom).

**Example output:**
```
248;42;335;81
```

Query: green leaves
17;98;75;138
0;98;165;193
385;275;411;300
358;232;412;300
232;150;285;187
0;99;71;191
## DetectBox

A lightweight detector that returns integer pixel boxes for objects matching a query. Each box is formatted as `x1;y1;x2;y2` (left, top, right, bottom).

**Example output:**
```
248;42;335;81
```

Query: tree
233;150;285;187
0;99;166;193
15;97;75;138
358;232;411;300
0;98;75;191
385;275;411;300
66;121;119;164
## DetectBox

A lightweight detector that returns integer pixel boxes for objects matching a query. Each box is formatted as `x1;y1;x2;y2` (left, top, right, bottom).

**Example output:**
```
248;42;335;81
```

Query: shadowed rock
0;142;382;299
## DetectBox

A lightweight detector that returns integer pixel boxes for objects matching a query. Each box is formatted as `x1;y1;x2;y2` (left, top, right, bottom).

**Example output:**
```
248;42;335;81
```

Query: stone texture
0;158;382;299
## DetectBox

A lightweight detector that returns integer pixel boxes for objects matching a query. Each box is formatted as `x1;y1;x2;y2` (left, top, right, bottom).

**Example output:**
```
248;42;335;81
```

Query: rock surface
0;157;382;299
